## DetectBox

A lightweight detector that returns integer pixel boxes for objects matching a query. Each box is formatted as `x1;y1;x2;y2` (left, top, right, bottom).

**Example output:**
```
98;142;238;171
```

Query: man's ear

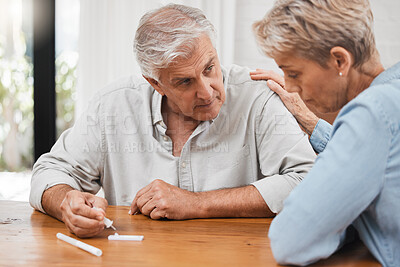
143;75;165;96
329;47;353;77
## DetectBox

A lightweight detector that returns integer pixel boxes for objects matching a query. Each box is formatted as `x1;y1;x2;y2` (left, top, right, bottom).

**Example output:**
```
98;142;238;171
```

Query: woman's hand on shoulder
250;69;319;135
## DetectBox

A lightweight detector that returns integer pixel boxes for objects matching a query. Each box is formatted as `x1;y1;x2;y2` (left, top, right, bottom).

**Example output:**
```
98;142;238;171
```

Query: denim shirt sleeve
268;94;390;266
309;119;332;153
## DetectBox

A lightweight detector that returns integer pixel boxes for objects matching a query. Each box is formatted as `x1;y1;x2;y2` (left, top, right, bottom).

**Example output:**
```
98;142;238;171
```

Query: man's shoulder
98;75;151;98
224;64;274;96
84;75;154;115
223;64;275;110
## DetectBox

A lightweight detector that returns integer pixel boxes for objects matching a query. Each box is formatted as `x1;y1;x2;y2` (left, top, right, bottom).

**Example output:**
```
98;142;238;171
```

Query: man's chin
193;102;223;121
193;111;219;122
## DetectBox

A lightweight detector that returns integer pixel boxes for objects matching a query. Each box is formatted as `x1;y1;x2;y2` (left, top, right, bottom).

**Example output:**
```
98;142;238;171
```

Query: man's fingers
64;214;104;237
63;190;105;220
130;183;153;215
149;207;165;220
70;200;104;221
60;191;108;237
64;202;104;228
130;201;138;215
62;205;104;238
136;191;155;212
140;197;160;216
136;183;153;198
66;223;104;238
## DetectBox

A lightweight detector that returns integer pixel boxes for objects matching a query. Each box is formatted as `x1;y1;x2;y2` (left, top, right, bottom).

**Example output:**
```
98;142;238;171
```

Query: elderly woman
251;0;400;266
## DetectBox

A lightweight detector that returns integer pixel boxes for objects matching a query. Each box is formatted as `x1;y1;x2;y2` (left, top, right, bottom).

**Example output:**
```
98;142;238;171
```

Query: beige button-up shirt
30;65;316;213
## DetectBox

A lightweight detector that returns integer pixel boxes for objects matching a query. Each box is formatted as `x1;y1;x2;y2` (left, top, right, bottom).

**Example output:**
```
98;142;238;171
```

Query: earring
339;72;343;76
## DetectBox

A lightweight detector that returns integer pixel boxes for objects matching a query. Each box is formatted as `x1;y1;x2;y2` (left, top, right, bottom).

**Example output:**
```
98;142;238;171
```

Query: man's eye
181;78;191;85
206;65;214;72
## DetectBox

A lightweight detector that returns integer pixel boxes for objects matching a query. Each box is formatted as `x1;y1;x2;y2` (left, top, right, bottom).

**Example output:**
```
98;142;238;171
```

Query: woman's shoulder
337;77;400;137
360;63;400;116
359;77;400;118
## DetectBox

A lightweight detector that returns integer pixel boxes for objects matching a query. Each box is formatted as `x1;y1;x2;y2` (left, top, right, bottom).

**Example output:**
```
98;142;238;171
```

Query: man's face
151;35;225;122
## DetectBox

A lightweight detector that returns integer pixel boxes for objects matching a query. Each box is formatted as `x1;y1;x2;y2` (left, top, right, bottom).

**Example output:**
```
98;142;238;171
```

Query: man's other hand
130;179;200;220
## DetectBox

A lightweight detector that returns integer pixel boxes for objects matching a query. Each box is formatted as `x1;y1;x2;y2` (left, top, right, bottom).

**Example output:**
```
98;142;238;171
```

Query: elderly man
30;4;316;237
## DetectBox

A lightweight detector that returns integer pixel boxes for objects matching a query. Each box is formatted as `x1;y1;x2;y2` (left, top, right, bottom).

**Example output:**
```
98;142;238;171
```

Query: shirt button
181;162;186;168
163;136;168;141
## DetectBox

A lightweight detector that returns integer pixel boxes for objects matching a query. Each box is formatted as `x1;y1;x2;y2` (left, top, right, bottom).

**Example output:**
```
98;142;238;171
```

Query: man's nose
196;79;213;100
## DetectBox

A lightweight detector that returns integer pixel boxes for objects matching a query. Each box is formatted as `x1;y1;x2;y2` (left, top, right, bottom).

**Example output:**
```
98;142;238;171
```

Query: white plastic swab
56;233;102;256
92;207;116;230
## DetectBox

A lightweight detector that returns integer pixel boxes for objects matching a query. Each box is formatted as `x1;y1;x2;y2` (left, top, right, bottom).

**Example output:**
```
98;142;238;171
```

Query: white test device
108;233;144;241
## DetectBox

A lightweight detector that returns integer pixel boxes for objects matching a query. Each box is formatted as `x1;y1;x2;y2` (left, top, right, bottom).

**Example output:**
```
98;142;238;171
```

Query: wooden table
0;201;380;266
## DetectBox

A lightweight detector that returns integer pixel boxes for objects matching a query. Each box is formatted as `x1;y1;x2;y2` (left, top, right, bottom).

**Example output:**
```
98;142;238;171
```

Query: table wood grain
0;201;380;266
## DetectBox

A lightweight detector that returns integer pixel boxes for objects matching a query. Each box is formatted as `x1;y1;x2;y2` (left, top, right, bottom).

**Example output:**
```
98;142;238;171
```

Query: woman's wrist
297;112;319;136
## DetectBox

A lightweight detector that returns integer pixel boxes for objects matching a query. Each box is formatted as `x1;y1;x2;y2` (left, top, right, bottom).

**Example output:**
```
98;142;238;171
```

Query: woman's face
274;54;348;114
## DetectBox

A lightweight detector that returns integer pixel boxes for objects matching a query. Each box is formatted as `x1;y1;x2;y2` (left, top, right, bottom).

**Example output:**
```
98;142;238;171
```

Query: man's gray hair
134;4;216;81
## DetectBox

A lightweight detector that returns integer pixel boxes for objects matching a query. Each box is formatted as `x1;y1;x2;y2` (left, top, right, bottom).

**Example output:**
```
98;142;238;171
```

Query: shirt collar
211;65;227;123
370;61;400;87
151;89;164;126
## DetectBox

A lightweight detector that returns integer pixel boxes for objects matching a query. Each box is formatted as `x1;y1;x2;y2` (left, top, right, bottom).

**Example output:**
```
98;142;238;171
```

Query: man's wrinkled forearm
41;184;75;221
195;185;273;218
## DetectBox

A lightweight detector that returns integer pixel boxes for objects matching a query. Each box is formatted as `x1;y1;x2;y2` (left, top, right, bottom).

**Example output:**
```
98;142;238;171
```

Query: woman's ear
330;47;353;77
143;75;165;96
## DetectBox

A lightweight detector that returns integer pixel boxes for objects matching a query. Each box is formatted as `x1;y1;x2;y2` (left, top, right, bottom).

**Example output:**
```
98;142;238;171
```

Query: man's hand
130;180;271;220
130;179;200;220
59;190;108;238
250;69;319;135
41;184;108;238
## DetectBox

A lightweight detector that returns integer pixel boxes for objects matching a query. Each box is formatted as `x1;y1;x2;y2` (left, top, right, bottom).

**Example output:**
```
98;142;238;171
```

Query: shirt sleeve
268;95;390;265
251;93;317;213
29;94;104;213
309;119;333;153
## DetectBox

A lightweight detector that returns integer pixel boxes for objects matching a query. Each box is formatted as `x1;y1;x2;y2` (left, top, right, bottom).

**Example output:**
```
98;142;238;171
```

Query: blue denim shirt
269;62;400;267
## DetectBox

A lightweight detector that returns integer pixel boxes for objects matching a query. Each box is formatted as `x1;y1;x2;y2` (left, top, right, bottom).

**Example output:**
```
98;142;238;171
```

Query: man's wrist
188;186;271;219
41;184;75;221
191;191;208;218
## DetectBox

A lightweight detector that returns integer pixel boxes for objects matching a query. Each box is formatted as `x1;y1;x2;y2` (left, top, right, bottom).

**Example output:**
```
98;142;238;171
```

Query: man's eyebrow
203;56;216;70
171;56;216;84
171;76;191;83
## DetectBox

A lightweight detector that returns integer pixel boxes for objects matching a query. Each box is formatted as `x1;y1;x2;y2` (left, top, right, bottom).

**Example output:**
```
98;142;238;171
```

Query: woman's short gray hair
134;4;216;80
253;0;377;68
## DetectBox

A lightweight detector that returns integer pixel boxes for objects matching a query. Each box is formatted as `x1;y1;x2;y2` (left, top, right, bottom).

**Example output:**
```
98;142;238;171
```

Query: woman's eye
288;73;298;79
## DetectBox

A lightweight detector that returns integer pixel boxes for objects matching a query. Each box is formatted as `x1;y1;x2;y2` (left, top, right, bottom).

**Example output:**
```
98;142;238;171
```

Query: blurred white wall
76;0;238;115
370;0;400;69
76;0;400;116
